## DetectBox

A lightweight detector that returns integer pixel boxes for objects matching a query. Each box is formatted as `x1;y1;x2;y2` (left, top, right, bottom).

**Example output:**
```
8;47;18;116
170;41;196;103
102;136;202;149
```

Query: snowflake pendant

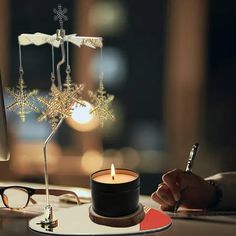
37;79;84;130
7;76;39;122
88;77;115;127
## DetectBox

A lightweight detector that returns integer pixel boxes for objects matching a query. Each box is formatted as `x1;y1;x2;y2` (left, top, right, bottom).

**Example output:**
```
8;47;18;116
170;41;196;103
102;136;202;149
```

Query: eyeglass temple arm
34;189;81;204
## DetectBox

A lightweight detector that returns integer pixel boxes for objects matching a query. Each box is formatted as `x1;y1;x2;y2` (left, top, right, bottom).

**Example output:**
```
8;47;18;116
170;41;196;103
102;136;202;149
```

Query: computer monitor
0;72;10;161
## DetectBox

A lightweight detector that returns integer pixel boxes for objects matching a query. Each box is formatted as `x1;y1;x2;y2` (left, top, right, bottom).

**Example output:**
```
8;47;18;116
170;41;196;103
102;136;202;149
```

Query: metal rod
56;43;65;91
43;119;64;206
41;31;66;226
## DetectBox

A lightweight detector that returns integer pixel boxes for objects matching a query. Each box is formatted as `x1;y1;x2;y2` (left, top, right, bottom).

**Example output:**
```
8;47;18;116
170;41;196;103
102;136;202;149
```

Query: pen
174;143;200;213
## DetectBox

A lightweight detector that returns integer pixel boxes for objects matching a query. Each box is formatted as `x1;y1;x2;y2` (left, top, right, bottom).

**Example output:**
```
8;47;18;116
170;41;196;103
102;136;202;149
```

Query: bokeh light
120;147;141;170
91;47;127;89
81;150;104;174
102;149;124;168
89;0;127;35
66;101;99;132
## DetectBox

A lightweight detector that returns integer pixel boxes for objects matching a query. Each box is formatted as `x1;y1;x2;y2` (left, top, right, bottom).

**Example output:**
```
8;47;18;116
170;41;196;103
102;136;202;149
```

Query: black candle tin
90;169;140;217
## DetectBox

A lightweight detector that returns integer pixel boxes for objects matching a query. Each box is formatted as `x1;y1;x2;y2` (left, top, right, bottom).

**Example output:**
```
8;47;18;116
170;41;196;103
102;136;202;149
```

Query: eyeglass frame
0;185;81;209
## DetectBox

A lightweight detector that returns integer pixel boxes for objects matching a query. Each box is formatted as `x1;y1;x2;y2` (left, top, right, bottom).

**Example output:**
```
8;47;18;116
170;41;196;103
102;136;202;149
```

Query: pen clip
186;143;199;172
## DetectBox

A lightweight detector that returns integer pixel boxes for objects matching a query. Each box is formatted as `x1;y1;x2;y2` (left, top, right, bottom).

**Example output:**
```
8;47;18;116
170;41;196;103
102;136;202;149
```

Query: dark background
2;0;236;194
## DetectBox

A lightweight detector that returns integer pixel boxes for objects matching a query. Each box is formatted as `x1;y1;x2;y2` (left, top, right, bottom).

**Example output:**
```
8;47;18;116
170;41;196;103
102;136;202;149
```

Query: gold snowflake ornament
88;77;115;127
63;74;85;107
7;76;39;122
37;78;84;130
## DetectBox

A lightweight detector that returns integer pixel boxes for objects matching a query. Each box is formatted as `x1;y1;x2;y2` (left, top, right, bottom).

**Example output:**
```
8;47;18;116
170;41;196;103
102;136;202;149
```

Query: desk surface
0;182;236;236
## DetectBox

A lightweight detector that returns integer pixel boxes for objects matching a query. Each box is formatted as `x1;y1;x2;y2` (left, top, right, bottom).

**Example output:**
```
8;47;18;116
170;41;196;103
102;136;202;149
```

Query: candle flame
111;164;116;180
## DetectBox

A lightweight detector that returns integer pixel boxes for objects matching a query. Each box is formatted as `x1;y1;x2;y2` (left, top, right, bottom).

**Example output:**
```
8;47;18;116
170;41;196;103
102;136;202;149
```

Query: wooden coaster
89;203;145;227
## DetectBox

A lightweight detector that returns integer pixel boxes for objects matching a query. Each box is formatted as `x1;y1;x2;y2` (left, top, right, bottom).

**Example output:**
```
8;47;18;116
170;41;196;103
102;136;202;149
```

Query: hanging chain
18;44;24;76
66;41;71;75
99;47;104;79
51;45;55;83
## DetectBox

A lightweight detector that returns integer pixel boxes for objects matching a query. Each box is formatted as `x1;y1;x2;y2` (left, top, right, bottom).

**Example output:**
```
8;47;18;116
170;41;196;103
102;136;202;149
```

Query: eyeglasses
0;186;81;210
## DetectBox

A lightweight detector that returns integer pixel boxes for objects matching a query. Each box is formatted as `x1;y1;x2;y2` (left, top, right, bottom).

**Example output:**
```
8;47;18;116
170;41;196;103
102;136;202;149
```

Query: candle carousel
7;4;172;235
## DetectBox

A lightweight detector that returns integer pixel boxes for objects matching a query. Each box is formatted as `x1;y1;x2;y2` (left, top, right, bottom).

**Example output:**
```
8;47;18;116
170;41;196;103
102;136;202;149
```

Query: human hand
151;169;216;211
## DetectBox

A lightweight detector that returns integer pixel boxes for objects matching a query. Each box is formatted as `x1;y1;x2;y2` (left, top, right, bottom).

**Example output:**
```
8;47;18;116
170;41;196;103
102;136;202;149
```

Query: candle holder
90;168;145;227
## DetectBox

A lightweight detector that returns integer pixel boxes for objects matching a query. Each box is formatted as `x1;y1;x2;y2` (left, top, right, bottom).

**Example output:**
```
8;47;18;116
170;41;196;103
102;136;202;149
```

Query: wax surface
93;173;136;184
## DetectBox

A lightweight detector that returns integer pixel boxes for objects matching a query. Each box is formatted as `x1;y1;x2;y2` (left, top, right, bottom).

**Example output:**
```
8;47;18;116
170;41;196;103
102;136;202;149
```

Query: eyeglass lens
3;187;29;209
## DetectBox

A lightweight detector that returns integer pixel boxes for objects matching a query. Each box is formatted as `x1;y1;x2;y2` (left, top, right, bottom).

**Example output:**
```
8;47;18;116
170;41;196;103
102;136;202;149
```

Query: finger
161;204;174;211
162;169;183;201
151;192;172;209
162;169;183;187
156;183;176;206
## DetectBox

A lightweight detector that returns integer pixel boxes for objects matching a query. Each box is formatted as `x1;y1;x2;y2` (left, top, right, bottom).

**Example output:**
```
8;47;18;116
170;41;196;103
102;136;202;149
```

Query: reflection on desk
0;182;236;236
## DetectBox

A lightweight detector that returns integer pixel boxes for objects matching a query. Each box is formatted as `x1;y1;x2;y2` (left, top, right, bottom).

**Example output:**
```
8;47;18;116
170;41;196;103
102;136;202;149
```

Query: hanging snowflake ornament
37;80;84;130
88;74;115;127
37;83;63;130
63;66;85;107
6;74;39;122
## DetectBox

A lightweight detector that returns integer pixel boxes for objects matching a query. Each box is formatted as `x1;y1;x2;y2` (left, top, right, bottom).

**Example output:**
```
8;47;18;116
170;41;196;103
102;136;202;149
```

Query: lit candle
93;164;137;184
111;163;115;180
90;165;140;217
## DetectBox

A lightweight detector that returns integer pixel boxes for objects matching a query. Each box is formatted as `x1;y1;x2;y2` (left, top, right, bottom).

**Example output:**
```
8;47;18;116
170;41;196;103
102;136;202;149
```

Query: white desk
0;182;235;236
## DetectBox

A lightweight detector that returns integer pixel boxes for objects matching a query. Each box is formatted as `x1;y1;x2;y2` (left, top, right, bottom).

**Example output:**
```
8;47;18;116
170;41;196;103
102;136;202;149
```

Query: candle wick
112;175;115;180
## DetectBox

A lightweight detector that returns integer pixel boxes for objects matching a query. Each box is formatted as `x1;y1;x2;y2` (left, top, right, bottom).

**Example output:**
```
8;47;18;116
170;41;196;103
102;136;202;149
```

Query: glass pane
4;187;29;209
